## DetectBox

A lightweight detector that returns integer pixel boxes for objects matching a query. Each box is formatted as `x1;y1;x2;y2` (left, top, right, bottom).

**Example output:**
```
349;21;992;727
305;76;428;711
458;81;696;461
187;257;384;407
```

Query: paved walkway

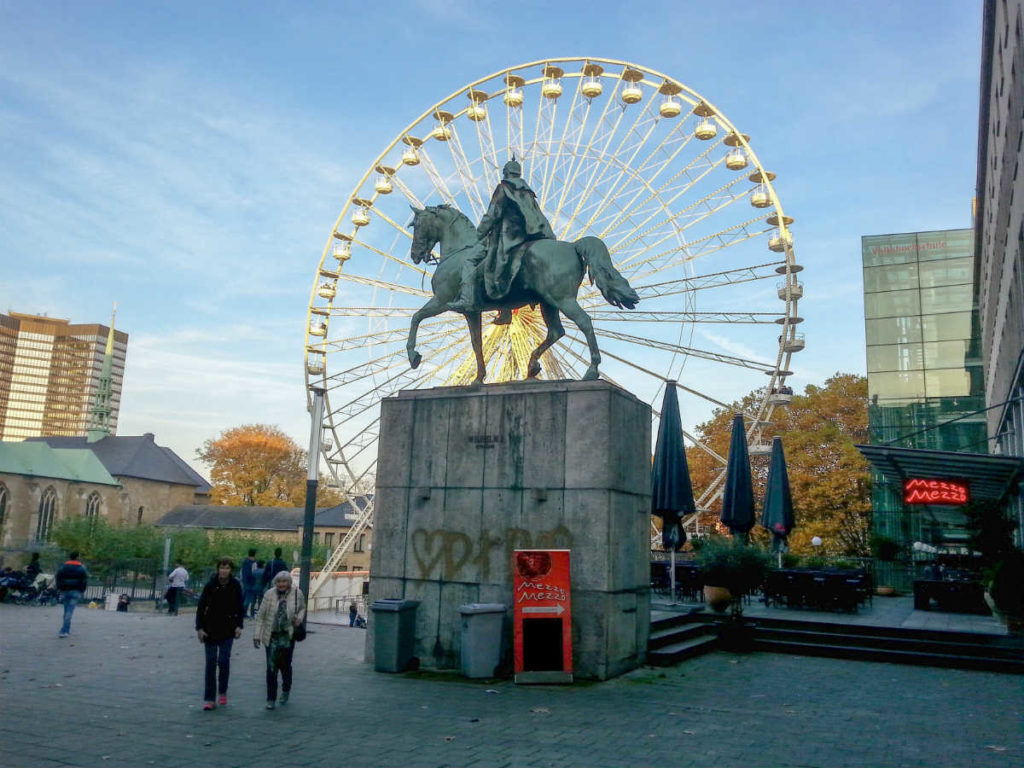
1;602;1021;768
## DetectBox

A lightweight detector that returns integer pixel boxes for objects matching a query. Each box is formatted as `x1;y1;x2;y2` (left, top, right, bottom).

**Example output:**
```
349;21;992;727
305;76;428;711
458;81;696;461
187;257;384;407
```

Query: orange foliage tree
197;424;344;508
685;373;871;557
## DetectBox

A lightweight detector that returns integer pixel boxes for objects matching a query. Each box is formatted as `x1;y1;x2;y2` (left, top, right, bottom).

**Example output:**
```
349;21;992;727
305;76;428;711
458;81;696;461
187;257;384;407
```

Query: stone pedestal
366;379;652;681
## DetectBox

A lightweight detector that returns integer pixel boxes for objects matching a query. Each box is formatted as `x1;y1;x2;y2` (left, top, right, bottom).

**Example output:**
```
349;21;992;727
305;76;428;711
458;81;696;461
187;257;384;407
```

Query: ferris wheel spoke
569;334;759;417
337;273;432;298
389;174;428;211
586;310;779;323
535;94;562;208
591;326;773;371
476;105;502;190
615;217;773;274
417;146;459;208
599;134;724;239
347;236;431;279
556;89;629;238
551;74;623;225
569;103;655;237
321;325;427;354
608;171;750;253
543;78;592;215
574;103;661;236
443;122;487;220
590;120;696;238
597;262;783;304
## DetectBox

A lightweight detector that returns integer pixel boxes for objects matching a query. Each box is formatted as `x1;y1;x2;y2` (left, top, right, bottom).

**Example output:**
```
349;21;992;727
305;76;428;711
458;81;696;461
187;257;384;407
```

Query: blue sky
0;1;983;476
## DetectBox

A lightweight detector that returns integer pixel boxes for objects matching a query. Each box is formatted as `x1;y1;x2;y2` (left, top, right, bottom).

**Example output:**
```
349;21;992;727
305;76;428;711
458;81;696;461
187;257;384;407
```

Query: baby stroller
30;573;60;605
354;614;367;629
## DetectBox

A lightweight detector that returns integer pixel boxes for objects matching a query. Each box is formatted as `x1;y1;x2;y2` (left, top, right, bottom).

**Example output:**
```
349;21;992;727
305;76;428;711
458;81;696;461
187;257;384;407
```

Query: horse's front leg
527;303;564;378
466;311;486;385
408;297;448;369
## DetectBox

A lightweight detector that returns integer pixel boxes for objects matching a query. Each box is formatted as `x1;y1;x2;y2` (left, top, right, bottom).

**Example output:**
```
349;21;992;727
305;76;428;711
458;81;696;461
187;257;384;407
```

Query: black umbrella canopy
761;436;795;552
720;413;755;539
650;382;695;551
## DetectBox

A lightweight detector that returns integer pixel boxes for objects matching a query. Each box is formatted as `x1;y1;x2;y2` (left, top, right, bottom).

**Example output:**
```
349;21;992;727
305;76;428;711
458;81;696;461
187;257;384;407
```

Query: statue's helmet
502;159;522;178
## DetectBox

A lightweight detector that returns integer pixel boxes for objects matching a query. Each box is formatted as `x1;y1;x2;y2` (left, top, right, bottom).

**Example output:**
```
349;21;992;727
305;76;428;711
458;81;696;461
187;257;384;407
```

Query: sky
0;1;984;480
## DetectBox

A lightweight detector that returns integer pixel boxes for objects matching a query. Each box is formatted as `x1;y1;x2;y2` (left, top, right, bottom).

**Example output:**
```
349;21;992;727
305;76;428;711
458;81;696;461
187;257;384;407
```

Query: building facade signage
902;477;969;505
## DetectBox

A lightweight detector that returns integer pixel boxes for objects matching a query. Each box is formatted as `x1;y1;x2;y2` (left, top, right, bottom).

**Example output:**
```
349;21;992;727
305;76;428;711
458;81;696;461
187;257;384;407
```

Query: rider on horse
447;158;556;320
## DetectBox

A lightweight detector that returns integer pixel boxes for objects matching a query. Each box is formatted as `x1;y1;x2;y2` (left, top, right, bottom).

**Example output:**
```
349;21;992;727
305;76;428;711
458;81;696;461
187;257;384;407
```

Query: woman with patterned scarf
253;570;306;709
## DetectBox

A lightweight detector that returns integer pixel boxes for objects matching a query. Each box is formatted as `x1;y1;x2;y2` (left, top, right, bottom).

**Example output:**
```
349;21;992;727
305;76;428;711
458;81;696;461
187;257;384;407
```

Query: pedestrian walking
195;557;244;710
55;551;88;638
253;571;305;710
261;548;288;589
240;549;259;618
166;561;189;615
253;560;266;614
349;602;358;627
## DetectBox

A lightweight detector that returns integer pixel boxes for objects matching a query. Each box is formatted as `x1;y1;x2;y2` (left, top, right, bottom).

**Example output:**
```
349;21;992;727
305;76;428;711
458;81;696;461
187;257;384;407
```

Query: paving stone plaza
1;603;1020;768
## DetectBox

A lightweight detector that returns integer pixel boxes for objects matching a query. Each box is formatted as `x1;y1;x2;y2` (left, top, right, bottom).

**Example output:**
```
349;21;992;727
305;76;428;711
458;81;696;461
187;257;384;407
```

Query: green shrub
693;536;771;596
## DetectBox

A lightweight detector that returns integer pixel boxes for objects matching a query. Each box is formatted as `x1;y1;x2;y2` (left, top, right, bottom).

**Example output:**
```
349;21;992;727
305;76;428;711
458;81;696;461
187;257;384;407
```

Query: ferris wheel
305;58;803;585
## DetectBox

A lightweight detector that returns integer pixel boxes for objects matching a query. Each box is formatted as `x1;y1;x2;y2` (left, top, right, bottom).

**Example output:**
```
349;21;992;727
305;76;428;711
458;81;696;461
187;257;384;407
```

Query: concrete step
755;625;1024;661
754;638;1024;674
647;634;719;666
648;621;711;651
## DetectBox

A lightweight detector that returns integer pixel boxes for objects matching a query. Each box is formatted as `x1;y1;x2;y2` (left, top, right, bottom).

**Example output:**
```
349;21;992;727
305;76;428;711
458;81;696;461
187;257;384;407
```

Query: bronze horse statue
407;205;639;383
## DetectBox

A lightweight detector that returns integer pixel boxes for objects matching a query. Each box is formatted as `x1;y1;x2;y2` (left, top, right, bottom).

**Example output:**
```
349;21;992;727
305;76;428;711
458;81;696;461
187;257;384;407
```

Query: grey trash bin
371;599;419;672
459;603;505;678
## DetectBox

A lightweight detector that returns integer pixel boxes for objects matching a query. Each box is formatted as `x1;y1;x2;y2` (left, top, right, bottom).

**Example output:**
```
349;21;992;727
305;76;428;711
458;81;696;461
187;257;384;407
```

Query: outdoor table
913;579;990;615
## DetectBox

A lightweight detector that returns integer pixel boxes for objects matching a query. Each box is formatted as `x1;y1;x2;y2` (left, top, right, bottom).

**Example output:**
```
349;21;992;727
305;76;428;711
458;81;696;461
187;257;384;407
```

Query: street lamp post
298;388;326;616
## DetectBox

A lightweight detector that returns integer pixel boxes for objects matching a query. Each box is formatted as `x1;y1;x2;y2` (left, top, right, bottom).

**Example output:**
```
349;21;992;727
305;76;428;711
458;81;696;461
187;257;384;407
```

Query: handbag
292;590;306;642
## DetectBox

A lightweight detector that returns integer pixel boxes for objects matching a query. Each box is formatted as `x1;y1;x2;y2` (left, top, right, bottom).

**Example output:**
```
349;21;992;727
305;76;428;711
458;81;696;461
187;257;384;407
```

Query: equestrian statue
407;159;639;384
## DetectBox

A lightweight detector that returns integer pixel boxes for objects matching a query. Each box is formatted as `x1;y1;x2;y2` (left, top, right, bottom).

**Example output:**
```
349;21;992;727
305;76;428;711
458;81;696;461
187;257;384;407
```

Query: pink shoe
218;696;227;706
203;701;215;711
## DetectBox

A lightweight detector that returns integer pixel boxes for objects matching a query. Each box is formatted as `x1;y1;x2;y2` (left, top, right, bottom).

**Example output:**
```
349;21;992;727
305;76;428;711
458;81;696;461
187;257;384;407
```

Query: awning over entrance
856;444;1024;503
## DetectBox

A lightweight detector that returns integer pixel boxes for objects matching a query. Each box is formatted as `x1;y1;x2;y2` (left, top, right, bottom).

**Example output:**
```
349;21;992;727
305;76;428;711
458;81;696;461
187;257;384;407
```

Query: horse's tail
574;236;640;310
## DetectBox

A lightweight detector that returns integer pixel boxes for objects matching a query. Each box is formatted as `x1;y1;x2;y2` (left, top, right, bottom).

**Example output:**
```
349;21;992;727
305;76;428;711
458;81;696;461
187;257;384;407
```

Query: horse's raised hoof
409;351;422;369
527;361;542;378
582;366;599;381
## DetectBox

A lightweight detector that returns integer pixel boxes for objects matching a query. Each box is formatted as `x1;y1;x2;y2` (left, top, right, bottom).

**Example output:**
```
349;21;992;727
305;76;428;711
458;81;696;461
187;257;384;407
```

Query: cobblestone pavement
1;603;1021;768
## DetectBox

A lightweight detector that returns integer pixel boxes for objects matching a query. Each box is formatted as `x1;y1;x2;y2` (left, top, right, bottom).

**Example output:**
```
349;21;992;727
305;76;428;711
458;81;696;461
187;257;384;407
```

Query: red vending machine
513;549;573;684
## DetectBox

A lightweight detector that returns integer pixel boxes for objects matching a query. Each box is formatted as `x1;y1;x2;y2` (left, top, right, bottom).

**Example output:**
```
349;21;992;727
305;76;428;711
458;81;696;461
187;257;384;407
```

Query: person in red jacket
55;551;88;638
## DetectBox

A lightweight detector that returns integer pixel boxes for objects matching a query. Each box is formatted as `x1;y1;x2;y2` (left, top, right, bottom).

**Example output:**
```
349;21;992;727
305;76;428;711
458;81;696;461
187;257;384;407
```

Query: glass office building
861;229;986;559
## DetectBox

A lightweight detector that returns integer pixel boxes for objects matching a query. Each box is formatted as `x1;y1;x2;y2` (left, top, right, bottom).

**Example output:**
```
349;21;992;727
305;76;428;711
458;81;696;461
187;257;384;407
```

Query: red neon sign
903;478;969;505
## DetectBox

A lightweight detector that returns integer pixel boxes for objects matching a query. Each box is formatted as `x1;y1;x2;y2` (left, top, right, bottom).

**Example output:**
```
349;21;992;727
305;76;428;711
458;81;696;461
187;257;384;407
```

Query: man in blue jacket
55;551;88;638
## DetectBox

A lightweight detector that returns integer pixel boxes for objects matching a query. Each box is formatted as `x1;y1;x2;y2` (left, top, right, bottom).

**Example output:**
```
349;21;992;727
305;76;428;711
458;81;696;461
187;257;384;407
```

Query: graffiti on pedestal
411;524;573;581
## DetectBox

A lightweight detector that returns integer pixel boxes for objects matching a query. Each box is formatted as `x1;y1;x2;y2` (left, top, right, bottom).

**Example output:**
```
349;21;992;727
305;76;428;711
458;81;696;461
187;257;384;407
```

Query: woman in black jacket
195;557;244;710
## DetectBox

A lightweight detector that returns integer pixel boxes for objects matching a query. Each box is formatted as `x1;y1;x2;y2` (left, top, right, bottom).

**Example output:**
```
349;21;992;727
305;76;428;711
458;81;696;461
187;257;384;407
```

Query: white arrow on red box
521;605;565;615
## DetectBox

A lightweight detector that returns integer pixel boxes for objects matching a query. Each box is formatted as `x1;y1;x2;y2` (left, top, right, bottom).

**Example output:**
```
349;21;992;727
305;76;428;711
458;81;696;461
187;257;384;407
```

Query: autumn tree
685;373;872;557
197;424;344;507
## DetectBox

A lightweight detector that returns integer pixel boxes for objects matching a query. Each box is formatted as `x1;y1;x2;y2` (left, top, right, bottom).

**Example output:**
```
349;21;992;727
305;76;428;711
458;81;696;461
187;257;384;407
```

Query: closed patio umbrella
651;382;695;599
761;436;795;557
720;413;755;541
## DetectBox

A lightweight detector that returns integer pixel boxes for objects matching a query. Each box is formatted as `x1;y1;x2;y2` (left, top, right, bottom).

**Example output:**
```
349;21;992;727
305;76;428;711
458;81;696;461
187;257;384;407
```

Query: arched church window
0;483;8;542
85;492;101;529
36;487;57;541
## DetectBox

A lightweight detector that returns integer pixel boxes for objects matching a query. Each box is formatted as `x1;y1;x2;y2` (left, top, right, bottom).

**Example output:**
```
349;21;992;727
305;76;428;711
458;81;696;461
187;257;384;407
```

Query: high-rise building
975;0;1024;541
861;229;987;554
0;311;128;441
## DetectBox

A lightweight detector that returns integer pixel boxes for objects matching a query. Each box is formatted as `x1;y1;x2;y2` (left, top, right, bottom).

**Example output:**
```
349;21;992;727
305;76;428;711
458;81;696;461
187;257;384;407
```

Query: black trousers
167;587;180;614
265;639;294;701
203;637;234;701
